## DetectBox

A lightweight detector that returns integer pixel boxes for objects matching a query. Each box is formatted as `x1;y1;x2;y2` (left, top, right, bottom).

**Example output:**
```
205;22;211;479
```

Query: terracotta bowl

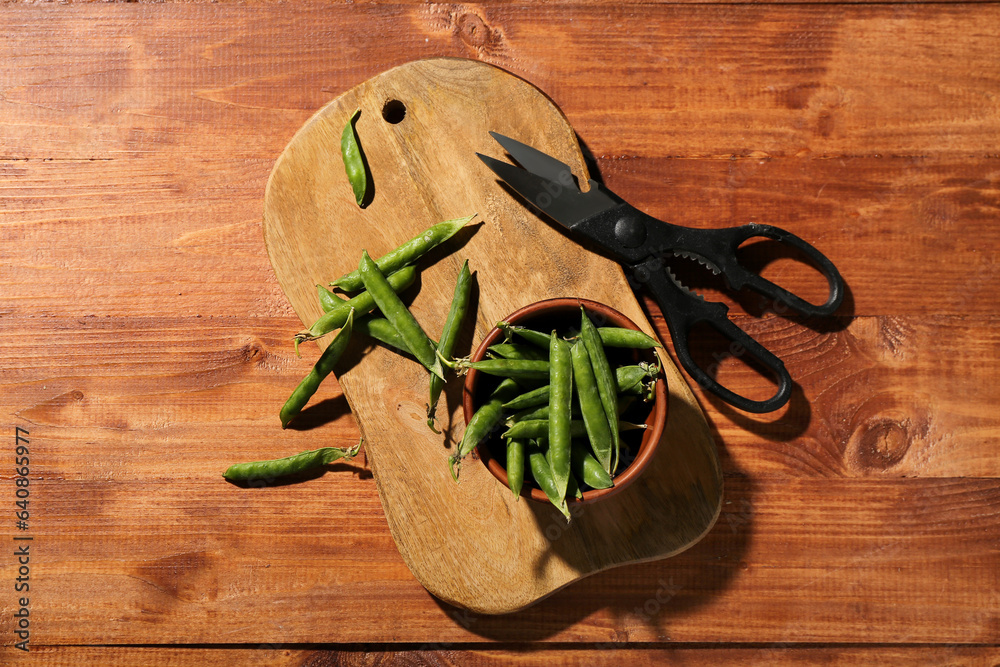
462;297;668;505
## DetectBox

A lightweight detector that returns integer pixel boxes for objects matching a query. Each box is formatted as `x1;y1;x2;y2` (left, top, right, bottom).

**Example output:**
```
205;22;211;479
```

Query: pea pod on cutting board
331;215;475;293
296;265;416;345
261;57;720;616
280;308;355;428
428;260;473;431
341;108;369;207
358;250;445;381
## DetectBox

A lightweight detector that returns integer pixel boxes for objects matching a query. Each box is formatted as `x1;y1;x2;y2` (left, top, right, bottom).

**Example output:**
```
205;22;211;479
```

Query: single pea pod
501;385;552;411
547;332;573;503
356;317;417;355
331;215;475;292
446;357;549;381
497;322;552;349
571;441;614;490
297;265;416;346
358;250;445;381
502;368;655;412
616;361;661;401
506;401;584;424
570;340;614;473
506;437;526;498
597;327;662;349
280;309;355;428
428;260;473;431
341;108;368;207
223;443;360;482
527;443;570;521
579;307;621;474
544;441;583;501
317;284;344;313
508;404;550;423
504;419;644;440
451;378;521;479
486;342;548;361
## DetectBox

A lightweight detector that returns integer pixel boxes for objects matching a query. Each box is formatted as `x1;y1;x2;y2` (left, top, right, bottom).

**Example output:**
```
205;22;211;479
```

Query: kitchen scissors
478;132;844;413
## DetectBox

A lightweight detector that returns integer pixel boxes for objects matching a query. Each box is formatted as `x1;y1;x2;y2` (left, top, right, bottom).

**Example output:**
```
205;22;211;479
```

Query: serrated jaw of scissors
664;265;706;301
671;250;722;276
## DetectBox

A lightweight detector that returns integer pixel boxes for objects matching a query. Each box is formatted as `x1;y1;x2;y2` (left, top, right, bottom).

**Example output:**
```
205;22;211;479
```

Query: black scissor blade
489;131;580;187
477;152;615;228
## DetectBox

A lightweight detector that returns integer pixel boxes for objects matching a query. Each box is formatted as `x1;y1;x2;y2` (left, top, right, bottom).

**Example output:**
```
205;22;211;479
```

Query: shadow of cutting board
262;57;722;615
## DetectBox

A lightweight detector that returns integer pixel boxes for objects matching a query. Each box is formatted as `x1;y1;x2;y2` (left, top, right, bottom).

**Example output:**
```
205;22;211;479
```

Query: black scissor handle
640;264;793;413
695;223;845;317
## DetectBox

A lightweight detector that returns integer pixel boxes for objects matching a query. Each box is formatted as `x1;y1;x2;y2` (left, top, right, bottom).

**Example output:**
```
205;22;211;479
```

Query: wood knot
855;418;912;471
456;11;502;53
241;339;267;364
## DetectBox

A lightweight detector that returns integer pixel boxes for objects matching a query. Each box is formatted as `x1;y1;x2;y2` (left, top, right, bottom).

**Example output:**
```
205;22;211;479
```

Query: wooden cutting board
262;57;722;614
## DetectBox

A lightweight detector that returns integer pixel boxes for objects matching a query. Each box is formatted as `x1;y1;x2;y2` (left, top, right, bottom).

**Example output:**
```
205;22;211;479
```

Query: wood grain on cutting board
262;58;722;613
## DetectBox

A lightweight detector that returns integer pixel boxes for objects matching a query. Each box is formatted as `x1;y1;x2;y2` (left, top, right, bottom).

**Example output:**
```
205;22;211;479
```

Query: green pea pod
506;437;526;498
547;332;573;503
527;443;570;521
570;340;614;473
486;342;548;361
223;443;360;482
332;216;475;292
451;378;520;479
428;260;473;431
502;385;552;411
568;472;584;500
356;317;414;355
316;285;428;358
358;250;445;381
504;419;644;440
543;442;583;500
504;419;585;440
341;108;368;207
449;358;549;381
317;284;344;313
597;327;662;349
497;322;552;349
507;401;584;425
502;364;658;411
579;307;621;474
616;362;661;401
297;266;416;346
571;441;614;490
280;309;355;428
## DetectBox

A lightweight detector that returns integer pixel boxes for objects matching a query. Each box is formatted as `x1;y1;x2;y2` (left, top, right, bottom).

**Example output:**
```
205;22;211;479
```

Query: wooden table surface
2;1;998;665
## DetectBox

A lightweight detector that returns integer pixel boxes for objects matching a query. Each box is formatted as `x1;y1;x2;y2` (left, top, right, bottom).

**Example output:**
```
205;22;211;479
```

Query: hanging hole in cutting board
382;99;406;124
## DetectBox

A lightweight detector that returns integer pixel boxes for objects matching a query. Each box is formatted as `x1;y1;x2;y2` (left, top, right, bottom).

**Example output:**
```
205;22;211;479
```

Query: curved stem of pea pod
436;349;470;376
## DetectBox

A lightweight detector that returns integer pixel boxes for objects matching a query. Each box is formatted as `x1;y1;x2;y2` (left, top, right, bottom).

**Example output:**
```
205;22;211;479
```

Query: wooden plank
2;314;996;478
8;646;1000;667
0;4;996;158
3;153;998;317
1;5;997;316
0;461;996;645
6;647;311;667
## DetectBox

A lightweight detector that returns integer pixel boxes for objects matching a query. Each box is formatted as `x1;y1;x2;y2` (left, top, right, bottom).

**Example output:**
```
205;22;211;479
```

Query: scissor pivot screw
614;217;646;248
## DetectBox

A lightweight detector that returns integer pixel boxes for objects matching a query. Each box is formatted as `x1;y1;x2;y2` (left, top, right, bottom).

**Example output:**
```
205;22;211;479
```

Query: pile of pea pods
223;215;476;482
446;311;661;520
